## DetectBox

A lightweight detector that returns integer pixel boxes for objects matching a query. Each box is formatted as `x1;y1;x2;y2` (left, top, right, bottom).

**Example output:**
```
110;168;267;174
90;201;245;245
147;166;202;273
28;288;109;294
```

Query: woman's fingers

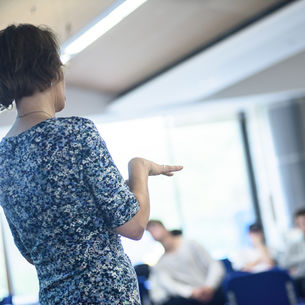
143;159;183;176
161;165;183;176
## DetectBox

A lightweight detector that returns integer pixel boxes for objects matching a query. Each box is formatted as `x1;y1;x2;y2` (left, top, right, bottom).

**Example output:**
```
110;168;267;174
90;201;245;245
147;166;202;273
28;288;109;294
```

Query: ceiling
103;0;305;121
0;0;117;43
204;49;305;101
0;0;290;95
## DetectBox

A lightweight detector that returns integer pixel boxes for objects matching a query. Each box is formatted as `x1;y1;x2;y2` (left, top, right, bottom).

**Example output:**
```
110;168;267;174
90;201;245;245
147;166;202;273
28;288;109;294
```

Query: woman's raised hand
147;161;183;176
122;158;183;240
129;158;183;177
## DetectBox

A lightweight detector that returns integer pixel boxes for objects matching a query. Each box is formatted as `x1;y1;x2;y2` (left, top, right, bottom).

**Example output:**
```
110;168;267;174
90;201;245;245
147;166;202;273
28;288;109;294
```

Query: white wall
59;86;113;117
0;86;113;127
206;50;305;100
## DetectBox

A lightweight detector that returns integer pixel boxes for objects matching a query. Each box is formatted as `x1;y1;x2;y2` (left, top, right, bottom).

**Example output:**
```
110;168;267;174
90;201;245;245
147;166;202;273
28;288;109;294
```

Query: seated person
146;220;225;305
231;223;275;272
280;208;305;299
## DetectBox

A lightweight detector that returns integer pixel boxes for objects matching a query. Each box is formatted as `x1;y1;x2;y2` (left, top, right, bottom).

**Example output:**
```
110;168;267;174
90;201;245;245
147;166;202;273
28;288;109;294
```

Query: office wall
0;86;113;127
267;98;305;223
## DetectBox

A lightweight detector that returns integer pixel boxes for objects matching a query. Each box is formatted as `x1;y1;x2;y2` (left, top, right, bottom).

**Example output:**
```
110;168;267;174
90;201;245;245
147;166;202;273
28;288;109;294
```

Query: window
169;119;254;257
97;114;254;262
0;210;39;300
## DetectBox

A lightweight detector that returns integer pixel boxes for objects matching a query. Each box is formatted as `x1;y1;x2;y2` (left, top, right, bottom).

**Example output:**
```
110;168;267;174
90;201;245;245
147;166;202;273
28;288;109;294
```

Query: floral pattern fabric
0;117;141;305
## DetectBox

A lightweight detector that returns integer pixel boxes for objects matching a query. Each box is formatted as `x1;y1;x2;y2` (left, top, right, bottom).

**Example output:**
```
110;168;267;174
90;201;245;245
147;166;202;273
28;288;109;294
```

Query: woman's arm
114;158;149;240
115;158;182;240
77;119;182;239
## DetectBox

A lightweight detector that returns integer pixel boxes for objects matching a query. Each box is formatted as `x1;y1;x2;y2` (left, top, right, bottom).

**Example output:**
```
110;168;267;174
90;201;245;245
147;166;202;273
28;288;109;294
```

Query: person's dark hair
294;208;305;218
248;223;263;233
170;229;183;236
0;24;63;111
146;219;165;229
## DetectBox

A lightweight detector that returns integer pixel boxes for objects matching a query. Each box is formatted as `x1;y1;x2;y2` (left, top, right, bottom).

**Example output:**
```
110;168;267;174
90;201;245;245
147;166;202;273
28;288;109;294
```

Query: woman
231;223;275;273
0;24;182;304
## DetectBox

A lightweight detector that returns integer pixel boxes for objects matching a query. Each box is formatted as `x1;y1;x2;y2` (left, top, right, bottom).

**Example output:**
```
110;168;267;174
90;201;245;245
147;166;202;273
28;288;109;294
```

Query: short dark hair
0;24;63;111
294;208;305;218
170;229;183;236
248;223;263;233
146;219;165;229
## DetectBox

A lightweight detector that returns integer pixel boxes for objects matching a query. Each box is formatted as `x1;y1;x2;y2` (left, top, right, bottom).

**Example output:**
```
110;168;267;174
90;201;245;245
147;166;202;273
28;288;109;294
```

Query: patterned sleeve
77;118;140;229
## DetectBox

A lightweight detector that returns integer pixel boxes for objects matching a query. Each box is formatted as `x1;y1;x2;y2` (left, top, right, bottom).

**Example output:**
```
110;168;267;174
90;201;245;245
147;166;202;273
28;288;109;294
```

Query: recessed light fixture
61;0;148;64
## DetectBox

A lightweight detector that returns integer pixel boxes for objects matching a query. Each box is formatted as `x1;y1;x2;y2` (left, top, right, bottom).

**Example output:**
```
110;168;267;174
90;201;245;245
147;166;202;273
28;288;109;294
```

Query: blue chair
224;268;301;305
134;264;152;305
220;258;234;274
0;295;13;305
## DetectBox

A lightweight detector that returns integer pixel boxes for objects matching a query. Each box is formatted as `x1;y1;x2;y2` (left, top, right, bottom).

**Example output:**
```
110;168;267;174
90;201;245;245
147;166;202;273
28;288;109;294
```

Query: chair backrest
134;264;152;305
226;268;298;305
220;258;234;274
134;263;150;278
0;295;13;305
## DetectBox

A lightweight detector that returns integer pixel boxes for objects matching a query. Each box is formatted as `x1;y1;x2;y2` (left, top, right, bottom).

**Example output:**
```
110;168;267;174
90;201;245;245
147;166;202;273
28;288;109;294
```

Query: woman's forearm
115;158;182;240
114;158;150;240
128;158;150;229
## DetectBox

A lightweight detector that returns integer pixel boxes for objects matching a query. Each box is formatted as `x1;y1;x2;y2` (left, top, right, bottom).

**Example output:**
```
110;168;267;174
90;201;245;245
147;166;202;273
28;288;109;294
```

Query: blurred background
0;0;305;303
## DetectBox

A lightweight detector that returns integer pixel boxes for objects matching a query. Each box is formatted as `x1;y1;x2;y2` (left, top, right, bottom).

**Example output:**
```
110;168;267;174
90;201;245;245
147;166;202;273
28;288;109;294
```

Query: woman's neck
4;89;57;139
16;87;56;119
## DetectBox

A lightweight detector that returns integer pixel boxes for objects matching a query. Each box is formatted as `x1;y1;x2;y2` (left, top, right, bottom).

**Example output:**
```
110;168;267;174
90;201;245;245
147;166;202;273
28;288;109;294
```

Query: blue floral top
0;117;141;305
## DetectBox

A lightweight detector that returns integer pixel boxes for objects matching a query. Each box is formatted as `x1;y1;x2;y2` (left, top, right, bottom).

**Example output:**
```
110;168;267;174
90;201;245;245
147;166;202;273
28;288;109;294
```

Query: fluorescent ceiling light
61;0;147;64
60;53;72;65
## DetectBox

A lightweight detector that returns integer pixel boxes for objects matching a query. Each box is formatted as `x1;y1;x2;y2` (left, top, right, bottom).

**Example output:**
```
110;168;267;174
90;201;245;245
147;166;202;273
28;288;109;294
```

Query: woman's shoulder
54;116;98;136
0;116;100;150
57;116;103;147
57;116;95;128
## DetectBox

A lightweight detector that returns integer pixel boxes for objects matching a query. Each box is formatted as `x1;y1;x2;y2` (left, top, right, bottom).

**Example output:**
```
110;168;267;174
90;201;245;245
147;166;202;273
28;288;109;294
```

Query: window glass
98;117;181;229
1;212;39;298
169;119;254;257
97;116;254;262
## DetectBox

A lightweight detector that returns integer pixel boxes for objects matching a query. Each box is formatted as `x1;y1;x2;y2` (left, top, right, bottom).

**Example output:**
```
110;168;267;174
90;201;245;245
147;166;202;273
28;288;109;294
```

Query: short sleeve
77;119;140;229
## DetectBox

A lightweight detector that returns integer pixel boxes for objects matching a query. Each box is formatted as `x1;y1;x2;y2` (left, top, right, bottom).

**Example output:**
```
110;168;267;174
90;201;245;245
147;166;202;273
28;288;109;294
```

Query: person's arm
115;158;182;240
189;243;225;302
78;118;182;240
204;259;225;289
242;246;275;271
281;243;305;269
150;268;194;300
191;241;225;289
258;245;275;266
